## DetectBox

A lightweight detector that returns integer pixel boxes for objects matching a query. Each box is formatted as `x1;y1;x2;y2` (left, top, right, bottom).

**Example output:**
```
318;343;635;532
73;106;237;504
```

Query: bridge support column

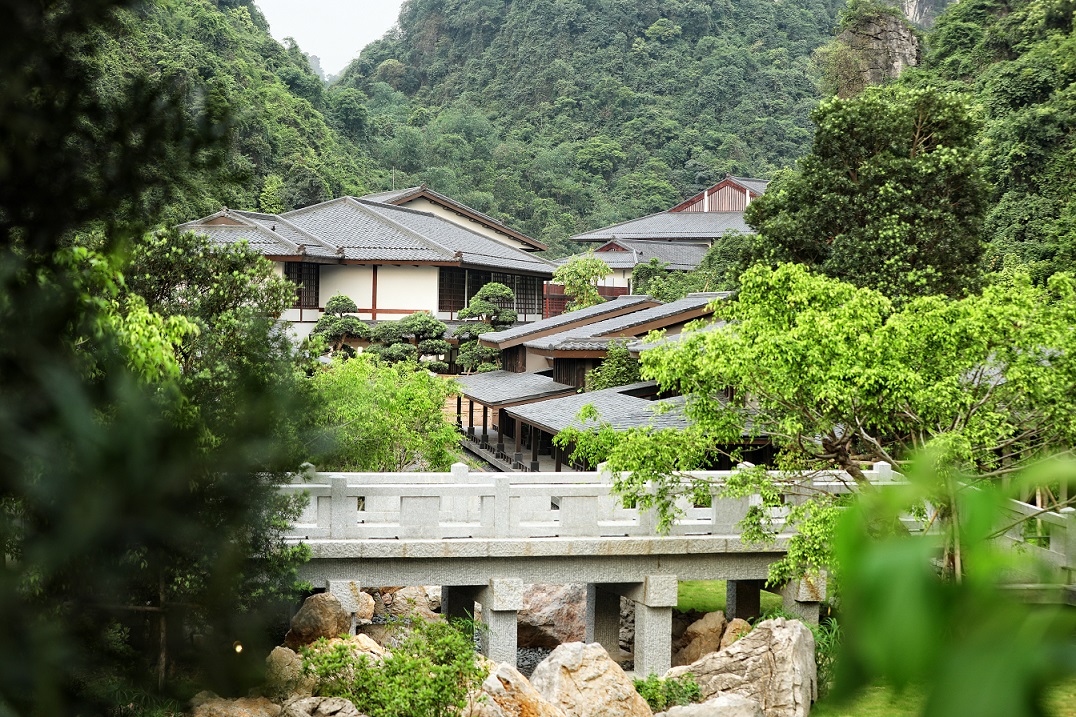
327;580;364;635
475;579;523;667
585;584;622;659
726;579;764;621
774;574;826;626
593;576;677;677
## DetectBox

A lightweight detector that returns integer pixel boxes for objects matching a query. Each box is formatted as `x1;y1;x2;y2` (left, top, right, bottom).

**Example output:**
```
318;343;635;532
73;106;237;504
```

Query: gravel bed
516;647;552;677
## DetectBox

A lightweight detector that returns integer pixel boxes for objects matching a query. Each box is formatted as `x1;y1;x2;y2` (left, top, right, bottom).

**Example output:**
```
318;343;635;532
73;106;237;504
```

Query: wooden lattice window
284;262;320;309
439;267;467;313
516;276;542;315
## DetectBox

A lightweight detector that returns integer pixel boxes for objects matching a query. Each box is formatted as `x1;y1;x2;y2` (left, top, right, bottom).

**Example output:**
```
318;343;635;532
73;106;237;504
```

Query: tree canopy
744;85;988;301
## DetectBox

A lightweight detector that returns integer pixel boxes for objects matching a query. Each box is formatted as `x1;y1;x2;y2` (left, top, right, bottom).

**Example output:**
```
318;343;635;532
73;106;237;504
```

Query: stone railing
280;462;897;542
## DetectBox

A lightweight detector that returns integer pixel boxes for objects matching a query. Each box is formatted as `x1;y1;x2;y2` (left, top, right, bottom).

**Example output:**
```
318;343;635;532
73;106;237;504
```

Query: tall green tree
552;255;613;311
744;85;988;301
0;1;312;711
310;355;459;471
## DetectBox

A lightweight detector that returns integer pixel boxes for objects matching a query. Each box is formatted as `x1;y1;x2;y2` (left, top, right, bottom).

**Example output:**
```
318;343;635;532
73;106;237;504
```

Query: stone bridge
279;463;899;675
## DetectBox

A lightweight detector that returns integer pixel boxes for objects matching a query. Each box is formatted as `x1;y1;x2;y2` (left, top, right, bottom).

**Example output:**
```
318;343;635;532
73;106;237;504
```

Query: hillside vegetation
335;0;848;253
86;0;378;223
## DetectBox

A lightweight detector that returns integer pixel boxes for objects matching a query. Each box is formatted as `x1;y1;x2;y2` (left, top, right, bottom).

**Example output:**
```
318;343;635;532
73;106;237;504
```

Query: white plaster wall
595;268;632;289
320;264;372;312
377;265;439;317
404;197;531;252
525;350;553;373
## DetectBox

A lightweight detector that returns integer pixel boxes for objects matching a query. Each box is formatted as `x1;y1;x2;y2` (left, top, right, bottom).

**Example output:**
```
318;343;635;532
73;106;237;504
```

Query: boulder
191;696;282;717
285;593;351;650
304;633;386;663
720;619;752;650
380;585;441;621
518;584;586;649
657;693;764;717
357;622;411;649
466;661;568;717
664;618;815;717
353;591;376;623
530;642;652;717
264;646;316;702
619;597;636;653
282;697;364;717
672;612;728;667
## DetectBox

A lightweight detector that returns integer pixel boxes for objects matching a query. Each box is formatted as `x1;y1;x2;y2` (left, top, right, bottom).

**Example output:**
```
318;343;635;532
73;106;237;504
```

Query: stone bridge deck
280;463;895;674
280;462;1074;675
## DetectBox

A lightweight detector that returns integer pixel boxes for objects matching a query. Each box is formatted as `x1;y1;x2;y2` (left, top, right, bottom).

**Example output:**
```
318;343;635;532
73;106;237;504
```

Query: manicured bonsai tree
454;282;516;373
311;293;370;356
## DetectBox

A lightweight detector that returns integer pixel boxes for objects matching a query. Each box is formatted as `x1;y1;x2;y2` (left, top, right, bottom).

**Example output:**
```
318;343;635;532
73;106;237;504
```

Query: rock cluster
190;595;817;717
665;618;816;717
671;612;752;667
530;642;653;717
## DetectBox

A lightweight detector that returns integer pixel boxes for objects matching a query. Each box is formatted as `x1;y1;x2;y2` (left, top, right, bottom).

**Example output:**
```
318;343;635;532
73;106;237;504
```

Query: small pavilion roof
455;370;577;408
506;381;689;434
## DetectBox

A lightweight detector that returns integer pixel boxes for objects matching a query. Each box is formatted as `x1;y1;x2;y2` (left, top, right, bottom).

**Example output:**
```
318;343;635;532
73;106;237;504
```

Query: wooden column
481;405;489;447
495;408;506;457
530;429;541;471
468;399;475;439
513;417;523;468
456;395;463;431
555;445;562;472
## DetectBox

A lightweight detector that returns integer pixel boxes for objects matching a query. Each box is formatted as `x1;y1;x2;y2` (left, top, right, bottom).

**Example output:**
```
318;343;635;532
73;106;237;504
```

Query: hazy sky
255;0;407;77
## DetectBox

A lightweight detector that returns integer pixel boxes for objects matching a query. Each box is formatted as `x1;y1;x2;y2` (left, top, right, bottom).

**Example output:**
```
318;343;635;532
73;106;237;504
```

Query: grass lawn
812;680;1076;717
677;579;784;615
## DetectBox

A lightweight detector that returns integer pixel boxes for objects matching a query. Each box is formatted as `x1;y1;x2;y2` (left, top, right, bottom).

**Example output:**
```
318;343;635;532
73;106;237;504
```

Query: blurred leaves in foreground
834;454;1076;717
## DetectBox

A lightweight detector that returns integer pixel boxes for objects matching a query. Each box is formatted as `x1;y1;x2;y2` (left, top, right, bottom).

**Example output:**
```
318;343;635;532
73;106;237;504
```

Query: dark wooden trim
371;265;378;320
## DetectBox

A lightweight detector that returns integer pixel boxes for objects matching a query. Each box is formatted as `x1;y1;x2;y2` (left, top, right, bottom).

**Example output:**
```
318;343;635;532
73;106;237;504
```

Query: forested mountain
908;0;1076;282
87;0;378;224
335;0;848;253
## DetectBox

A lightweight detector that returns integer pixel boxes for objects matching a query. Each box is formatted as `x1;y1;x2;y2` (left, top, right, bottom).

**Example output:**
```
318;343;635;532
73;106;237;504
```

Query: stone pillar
726;579;764;621
585;584;621;659
777;576;824;626
598;576;677;677
634;604;673;678
475;579;523;667
327;580;363;635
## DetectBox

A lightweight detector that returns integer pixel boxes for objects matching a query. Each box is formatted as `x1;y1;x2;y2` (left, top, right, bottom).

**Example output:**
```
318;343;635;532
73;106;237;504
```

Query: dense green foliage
584;342;642;391
301;619;488;717
552;254;614;311
833;456;1076;717
335;0;846;254
913;0;1076;283
744;85;988;301
633;673;701;711
310;355;459;471
84;0;378;222
1;0;315;711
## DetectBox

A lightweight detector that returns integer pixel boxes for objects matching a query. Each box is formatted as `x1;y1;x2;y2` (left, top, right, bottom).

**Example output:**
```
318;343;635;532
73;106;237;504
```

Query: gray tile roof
731;176;770;195
359;185;547;251
479;294;660;347
524;293;729;351
572;211;755;243
627;318;728;355
183;198;554;277
506;381;689;433
455;370;577;406
560;240;711;271
356;201;554;275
